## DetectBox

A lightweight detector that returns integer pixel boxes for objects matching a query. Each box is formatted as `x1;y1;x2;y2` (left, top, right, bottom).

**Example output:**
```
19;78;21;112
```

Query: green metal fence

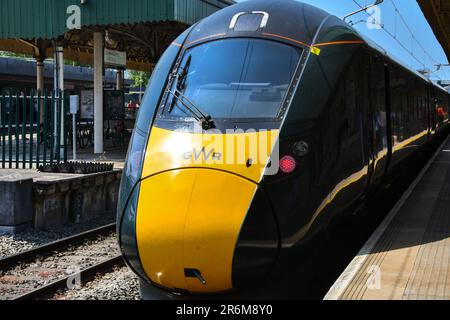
0;88;68;169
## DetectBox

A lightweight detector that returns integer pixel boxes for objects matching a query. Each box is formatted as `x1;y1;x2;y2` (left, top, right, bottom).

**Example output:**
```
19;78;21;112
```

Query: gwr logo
183;147;222;162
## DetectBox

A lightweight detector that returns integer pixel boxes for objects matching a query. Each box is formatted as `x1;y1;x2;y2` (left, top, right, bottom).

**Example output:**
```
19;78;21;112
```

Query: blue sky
235;0;450;81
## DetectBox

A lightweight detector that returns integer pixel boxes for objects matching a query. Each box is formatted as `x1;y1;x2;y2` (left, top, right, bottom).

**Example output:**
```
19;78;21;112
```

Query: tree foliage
129;70;150;87
0;51;31;58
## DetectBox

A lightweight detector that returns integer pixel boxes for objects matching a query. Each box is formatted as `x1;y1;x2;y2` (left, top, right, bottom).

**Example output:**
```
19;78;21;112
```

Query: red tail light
279;155;296;174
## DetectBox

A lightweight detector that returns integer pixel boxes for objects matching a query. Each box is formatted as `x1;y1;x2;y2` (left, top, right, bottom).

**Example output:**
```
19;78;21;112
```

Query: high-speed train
117;0;450;299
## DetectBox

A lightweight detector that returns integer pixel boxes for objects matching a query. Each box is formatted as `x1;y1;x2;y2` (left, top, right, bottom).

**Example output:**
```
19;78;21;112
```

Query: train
117;0;450;299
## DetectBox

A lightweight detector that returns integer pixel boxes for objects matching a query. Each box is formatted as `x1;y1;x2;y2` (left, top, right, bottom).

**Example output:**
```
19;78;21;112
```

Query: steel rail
0;223;116;270
13;255;124;300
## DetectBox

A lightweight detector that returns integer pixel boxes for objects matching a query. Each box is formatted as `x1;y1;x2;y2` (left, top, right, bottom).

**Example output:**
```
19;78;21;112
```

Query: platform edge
323;135;450;300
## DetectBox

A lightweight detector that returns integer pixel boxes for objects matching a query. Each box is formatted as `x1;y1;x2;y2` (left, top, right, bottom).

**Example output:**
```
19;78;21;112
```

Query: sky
235;0;450;81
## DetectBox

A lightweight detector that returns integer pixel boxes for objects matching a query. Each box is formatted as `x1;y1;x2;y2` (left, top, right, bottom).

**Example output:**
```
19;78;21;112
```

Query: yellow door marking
310;46;321;55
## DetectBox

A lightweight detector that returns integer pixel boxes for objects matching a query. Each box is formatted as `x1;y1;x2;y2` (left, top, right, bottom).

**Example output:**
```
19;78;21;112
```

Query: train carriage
117;0;450;299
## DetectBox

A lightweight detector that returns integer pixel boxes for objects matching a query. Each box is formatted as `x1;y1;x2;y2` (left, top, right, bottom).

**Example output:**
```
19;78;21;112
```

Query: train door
341;52;370;200
384;64;393;173
426;84;434;135
435;89;446;132
368;55;390;186
427;84;434;135
358;52;373;184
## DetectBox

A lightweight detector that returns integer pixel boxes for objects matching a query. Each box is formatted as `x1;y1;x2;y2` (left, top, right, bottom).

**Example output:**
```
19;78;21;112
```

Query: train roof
358;32;431;82
186;0;329;48
185;0;447;95
433;81;450;94
359;30;449;93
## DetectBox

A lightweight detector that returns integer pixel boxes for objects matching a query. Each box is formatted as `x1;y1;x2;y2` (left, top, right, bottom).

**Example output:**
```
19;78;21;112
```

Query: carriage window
164;38;301;120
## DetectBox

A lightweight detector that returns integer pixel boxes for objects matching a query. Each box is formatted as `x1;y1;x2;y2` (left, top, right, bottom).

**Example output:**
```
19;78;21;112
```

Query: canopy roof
0;0;235;71
0;0;234;39
417;0;450;63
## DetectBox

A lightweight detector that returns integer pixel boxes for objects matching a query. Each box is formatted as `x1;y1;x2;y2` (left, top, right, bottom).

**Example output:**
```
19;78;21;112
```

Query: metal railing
0;88;68;169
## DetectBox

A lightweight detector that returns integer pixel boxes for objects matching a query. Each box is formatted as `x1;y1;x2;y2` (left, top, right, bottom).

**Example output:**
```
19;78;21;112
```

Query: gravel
0;215;115;259
52;266;140;300
0;232;119;300
0;213;141;300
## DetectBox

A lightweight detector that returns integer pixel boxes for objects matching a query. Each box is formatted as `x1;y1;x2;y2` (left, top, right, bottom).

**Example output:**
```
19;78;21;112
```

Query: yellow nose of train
135;126;278;293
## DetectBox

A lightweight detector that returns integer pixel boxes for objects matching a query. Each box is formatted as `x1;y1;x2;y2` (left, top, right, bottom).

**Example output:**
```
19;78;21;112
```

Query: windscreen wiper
166;88;215;130
166;54;215;130
166;54;191;111
176;55;192;91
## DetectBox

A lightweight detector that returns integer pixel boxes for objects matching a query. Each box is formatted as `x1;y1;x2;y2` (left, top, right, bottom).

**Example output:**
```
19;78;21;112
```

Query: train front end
117;0;327;298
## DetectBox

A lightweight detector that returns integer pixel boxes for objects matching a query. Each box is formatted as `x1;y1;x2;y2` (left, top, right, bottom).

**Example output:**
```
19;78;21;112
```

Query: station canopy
418;0;450;63
0;0;234;71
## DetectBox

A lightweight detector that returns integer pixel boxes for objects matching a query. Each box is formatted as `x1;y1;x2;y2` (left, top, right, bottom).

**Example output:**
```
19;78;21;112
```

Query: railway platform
325;136;450;300
0;167;122;233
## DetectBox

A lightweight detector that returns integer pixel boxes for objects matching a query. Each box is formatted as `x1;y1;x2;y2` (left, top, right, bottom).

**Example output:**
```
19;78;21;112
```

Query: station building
0;0;234;155
0;57;128;90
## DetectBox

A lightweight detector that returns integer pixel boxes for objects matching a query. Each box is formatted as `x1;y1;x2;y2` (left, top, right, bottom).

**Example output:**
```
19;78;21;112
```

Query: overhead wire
388;0;449;79
350;0;446;81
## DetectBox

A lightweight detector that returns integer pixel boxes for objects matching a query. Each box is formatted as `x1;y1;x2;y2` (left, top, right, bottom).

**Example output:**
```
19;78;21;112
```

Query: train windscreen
164;38;301;120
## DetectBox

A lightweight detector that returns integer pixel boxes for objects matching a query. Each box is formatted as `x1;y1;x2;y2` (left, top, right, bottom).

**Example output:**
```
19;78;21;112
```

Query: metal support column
116;69;124;91
94;32;104;154
53;45;64;159
36;57;45;124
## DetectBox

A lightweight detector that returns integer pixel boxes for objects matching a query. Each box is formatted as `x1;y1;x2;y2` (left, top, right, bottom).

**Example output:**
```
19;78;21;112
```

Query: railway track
14;256;124;300
0;223;124;300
